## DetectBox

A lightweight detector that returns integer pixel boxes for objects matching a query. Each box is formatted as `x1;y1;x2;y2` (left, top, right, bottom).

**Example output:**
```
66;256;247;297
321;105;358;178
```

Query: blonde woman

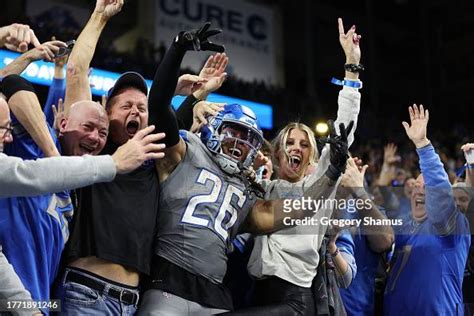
239;18;363;315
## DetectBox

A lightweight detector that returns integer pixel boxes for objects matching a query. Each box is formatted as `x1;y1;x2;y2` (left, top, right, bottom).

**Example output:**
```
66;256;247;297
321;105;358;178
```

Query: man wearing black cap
105;72;149;145
57;70;158;315
54;0;156;313
55;0;227;312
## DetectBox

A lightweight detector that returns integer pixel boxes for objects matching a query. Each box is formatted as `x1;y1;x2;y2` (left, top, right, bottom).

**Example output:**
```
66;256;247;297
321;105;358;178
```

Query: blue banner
0;49;273;129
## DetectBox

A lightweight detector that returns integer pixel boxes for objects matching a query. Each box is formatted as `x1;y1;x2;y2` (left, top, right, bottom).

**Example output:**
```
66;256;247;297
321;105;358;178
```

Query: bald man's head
59;101;109;156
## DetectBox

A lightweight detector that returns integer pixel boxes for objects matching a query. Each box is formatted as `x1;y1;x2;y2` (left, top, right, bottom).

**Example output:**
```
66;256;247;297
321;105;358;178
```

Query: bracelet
330;247;340;257
344;63;364;73
331;77;363;89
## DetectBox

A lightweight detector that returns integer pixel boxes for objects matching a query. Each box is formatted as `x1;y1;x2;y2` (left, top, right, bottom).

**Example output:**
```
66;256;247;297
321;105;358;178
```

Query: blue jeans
56;268;138;316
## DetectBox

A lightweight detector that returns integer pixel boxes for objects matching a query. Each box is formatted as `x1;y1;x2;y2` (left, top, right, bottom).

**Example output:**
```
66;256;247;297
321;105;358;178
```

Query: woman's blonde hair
272;122;319;176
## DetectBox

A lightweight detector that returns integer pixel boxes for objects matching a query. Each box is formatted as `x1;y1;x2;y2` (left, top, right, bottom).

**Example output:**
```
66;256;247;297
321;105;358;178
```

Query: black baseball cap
106;71;148;107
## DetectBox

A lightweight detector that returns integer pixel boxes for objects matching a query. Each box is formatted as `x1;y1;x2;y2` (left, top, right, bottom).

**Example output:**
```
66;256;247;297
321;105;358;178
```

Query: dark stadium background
1;0;473;165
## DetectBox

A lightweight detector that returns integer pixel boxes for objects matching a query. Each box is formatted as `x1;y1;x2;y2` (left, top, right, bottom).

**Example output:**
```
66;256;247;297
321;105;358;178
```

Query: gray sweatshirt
0;153;116;197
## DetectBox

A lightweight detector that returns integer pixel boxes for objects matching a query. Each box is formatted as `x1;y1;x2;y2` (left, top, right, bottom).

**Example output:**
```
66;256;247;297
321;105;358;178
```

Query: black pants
223;277;315;316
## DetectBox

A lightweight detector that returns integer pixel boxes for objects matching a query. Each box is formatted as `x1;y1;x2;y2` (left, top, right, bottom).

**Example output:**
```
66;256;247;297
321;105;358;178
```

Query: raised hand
51;98;65;130
198;53;228;94
189;101;225;132
461;143;474;164
174;22;225;53
322;120;354;180
402;104;430;148
253;151;270;170
52;36;70;68
342;157;368;188
383;143;401;165
112;125;166;174
376;143;399;186
338;18;361;64
25;40;67;62
174;74;208;96
0;23;41;52
94;0;124;19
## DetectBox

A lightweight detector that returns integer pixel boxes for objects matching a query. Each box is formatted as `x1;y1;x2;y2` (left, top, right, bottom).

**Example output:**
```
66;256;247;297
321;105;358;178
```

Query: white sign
154;0;281;85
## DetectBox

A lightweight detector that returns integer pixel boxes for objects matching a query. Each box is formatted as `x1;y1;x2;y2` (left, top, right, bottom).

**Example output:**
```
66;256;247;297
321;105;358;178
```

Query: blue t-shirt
0;115;72;309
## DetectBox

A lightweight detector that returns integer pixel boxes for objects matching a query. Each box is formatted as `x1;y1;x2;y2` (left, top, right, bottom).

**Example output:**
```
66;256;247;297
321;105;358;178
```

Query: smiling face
411;174;427;221
59;101;109;156
107;87;148;145
220;124;252;162
277;128;312;183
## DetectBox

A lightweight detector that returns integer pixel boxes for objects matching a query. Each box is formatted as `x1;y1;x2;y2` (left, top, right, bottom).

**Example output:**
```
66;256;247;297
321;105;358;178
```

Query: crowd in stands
0;1;473;315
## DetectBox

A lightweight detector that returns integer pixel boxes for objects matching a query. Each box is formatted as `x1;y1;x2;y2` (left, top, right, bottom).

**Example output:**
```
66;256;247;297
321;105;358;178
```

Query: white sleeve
302;84;362;189
0;154;117;197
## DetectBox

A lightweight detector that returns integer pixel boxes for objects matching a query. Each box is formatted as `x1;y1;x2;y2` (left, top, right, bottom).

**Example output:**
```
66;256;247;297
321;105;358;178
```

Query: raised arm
299;18;362;187
243;121;352;234
175;52;228;130
149;23;224;181
342;157;394;252
64;0;123;114
461;143;474;187
44;41;68;126
2;75;60;157
403;104;458;234
0;40;66;77
375;143;402;213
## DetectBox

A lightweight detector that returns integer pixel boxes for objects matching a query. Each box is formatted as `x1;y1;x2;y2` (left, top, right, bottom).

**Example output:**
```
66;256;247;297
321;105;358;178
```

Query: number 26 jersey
155;130;258;284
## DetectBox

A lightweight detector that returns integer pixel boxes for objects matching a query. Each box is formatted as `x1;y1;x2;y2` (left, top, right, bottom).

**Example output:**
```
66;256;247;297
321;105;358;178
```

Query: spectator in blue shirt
384;104;470;315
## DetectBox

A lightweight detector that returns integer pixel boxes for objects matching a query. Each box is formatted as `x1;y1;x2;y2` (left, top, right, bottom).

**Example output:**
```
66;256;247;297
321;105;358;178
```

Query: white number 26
181;169;246;240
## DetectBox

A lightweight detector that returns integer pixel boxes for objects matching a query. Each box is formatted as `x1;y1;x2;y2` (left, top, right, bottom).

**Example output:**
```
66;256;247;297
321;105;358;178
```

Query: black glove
322;120;354;181
174;22;225;53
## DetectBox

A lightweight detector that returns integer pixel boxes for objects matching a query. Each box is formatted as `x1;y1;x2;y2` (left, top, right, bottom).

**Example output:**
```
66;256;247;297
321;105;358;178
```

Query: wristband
330;247;340;257
331;77;362;89
344;63;365;73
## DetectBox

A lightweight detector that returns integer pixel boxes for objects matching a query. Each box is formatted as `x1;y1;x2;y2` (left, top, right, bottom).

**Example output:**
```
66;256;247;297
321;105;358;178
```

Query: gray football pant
138;289;229;316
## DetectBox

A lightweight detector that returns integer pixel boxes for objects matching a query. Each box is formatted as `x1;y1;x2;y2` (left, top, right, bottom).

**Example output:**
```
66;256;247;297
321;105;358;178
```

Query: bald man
57;100;109;156
0;74;164;312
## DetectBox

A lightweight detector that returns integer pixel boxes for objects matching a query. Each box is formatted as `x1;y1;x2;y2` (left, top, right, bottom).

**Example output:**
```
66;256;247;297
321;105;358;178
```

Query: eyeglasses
0;125;13;138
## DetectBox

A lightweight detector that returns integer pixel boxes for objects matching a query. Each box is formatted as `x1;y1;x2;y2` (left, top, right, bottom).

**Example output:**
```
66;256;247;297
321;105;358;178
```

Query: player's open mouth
126;120;139;136
229;147;242;159
289;155;301;171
